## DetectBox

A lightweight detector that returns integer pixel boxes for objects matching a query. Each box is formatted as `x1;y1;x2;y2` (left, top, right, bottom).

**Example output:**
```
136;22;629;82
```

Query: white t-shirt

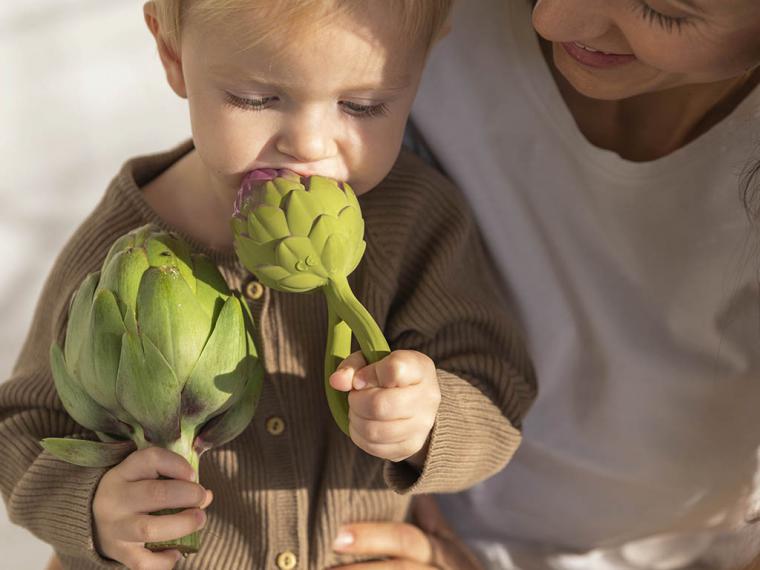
411;1;760;569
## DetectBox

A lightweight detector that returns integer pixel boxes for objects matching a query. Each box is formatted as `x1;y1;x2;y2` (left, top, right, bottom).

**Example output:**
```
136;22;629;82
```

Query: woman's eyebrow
670;0;703;12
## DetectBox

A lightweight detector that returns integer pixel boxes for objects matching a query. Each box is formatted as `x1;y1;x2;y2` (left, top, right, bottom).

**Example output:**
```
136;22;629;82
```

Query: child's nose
276;125;336;164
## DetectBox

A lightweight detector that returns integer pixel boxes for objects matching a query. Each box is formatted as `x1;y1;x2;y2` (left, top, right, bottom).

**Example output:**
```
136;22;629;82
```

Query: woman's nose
275;114;337;163
532;0;614;43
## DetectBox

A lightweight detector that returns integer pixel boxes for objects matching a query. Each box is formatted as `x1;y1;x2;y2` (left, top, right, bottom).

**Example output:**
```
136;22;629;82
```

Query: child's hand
329;350;441;464
92;447;213;569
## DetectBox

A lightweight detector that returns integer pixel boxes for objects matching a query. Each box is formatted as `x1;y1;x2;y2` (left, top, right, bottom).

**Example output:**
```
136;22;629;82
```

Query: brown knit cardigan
0;142;536;569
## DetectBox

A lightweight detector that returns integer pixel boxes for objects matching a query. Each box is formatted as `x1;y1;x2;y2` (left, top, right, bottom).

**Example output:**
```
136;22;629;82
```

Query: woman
332;0;760;569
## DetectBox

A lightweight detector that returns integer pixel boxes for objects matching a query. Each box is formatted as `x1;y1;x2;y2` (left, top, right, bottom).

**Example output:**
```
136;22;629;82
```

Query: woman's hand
331;495;483;570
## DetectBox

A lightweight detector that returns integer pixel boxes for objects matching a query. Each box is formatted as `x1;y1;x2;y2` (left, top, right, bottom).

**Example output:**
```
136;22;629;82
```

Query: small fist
93;446;213;569
329;350;441;463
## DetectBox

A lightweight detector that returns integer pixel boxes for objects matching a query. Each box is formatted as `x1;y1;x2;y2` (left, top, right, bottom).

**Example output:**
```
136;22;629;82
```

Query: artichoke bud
46;222;262;497
231;171;389;438
232;171;366;293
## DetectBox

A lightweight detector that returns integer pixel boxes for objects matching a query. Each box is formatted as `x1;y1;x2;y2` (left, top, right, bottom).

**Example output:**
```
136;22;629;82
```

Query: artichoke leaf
41;437;135;468
344;182;361;212
254;264;292;287
307;176;348;217
283;189;323;237
322;233;351;275
50;344;129;436
181;296;248;425
196;360;264;452
250;206;290;243
116;332;181;445
102;232;137;270
98;247;150;316
273;177;303;198
262;181;283;208
137;267;211;385
231;217;248;238
275;237;320;274
192;254;230;323
308;214;340;256
278;272;326;291
347;240;367;276
78;289;126;411
64;271;99;368
149;233;196;292
234;238;278;270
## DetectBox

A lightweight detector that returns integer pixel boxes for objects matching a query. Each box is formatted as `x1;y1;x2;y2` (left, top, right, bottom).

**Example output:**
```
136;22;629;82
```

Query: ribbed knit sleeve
359;151;537;494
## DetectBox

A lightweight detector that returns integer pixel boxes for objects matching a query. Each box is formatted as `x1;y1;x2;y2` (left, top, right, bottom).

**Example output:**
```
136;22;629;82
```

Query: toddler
0;1;536;568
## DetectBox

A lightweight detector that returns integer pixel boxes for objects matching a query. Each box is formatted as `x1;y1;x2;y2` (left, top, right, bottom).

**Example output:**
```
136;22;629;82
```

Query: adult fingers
411;495;450;536
333;522;432;564
117;447;196;483
331;561;432;570
126;478;212;513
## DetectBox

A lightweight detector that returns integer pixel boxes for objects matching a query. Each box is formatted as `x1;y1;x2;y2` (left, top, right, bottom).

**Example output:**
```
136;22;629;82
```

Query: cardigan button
244;279;265;301
265;416;286;436
276;550;298;570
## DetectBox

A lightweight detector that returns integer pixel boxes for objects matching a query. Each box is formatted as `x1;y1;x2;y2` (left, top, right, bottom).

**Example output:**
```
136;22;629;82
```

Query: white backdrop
0;2;189;566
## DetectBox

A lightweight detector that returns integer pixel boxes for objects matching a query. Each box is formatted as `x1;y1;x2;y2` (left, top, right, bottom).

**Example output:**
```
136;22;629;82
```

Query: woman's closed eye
636;2;693;33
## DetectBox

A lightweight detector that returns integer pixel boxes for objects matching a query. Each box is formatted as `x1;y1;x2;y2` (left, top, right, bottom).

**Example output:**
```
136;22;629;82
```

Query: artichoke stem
324;275;390;364
145;433;202;554
324;303;352;436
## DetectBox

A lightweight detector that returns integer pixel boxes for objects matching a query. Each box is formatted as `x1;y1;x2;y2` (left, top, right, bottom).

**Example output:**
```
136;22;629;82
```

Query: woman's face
532;0;760;100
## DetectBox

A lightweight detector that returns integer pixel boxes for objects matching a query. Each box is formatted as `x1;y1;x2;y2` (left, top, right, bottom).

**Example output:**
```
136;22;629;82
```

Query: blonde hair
152;0;452;55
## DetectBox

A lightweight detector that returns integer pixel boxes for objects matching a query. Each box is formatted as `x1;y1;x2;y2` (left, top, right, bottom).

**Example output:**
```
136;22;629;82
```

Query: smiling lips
560;41;637;69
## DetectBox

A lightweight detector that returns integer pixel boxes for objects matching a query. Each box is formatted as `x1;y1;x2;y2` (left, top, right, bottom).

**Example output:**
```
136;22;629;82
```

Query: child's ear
143;1;187;99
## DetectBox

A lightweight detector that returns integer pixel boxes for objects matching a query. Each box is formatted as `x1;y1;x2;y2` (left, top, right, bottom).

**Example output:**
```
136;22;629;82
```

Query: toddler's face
175;6;427;196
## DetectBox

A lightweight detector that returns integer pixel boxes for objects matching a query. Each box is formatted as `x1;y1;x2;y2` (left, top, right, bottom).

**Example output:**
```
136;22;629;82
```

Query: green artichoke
42;224;264;554
232;170;389;435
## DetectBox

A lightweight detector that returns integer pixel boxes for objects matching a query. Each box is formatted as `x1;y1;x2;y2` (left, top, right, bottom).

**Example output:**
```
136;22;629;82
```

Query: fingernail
333;530;354;550
353;376;367;390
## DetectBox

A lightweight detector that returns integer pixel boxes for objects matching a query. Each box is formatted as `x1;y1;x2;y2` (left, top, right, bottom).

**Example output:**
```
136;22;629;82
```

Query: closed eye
224;92;278;111
638;3;691;32
340;100;389;118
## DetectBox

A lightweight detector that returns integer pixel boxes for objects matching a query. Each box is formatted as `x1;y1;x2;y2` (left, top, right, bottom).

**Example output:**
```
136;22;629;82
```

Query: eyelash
638;3;690;32
224;93;389;119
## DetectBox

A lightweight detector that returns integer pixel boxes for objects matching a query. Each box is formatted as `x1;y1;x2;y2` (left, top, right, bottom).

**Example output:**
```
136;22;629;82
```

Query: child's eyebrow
209;64;411;93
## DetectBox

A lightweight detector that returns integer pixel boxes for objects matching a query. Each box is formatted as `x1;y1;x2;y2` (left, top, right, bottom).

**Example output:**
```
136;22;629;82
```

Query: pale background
1;1;189;566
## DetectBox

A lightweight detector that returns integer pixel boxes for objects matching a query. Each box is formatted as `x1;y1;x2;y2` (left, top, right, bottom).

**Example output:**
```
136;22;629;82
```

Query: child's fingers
348;386;414;421
116;508;207;544
349;427;417;463
127;479;212;514
117;446;196;483
329;351;368;392
357;351;432;390
349;414;417;445
120;547;183;570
